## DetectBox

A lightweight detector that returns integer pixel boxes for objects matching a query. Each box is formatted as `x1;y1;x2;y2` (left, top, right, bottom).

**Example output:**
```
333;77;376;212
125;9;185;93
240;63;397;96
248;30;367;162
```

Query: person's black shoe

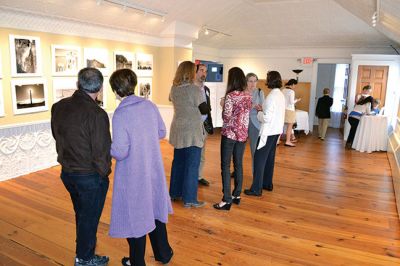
244;189;261;196
75;255;109;266
263;184;273;191
213;201;231;210
232;196;241;205
155;248;174;264
121;257;130;266
198;178;210;186
170;196;182;202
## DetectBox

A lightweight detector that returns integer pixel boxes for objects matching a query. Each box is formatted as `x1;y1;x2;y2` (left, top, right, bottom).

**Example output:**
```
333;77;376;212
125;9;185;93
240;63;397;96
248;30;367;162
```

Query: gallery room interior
0;0;400;265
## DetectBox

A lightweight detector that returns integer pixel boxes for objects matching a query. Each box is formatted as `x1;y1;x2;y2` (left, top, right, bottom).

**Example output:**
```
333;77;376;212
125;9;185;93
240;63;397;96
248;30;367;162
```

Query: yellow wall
0;27;192;125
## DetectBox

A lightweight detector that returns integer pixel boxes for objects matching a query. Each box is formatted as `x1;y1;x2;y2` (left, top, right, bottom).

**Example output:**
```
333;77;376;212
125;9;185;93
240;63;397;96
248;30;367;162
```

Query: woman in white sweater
244;71;286;196
345;96;373;149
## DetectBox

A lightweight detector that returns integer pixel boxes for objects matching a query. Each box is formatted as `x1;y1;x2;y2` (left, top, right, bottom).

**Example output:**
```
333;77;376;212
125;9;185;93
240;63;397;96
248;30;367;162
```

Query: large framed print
136;53;153;77
0;82;4;117
84;48;109;76
52;45;81;76
53;77;77;103
114;51;134;70
9;35;42;77
11;78;48;115
137;77;152;100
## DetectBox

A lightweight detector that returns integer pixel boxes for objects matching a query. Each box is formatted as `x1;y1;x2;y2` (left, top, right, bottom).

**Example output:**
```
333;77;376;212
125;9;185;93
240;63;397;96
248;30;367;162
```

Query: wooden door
356;65;388;106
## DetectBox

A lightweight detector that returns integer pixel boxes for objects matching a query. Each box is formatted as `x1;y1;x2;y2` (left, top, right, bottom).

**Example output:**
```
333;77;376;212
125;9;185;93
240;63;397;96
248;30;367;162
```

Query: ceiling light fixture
97;0;167;21
202;26;231;37
372;0;380;27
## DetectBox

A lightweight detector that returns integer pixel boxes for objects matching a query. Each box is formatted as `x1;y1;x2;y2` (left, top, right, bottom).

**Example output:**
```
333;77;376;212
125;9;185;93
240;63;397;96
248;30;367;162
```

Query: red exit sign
302;57;314;65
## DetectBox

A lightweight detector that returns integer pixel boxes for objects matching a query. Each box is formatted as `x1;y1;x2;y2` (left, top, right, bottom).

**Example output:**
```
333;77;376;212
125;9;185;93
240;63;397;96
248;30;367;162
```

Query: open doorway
314;63;350;134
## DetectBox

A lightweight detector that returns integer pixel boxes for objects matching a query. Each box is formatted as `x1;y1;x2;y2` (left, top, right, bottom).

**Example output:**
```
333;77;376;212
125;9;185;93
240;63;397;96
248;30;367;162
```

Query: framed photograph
137;77;152;100
53;77;77;103
136;53;153;77
9;35;42;77
0;82;4;117
84;48;109;76
114;51;135;70
51;45;81;76
11;78;48;115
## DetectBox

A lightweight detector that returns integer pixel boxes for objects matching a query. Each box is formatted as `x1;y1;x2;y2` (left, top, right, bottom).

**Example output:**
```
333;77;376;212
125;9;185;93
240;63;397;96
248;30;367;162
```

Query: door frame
344;54;400;140
309;58;351;133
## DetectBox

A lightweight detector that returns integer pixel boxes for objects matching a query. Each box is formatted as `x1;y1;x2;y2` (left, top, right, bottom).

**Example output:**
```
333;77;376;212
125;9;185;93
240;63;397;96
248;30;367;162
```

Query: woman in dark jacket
315;88;333;140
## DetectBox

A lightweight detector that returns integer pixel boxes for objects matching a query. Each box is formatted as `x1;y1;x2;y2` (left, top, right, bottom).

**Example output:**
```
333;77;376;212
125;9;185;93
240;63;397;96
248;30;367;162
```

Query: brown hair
323;88;330;95
266;71;282;89
173;61;195;86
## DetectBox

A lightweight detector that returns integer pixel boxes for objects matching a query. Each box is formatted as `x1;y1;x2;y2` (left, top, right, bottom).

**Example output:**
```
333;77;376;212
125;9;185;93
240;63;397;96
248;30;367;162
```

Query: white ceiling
0;0;399;50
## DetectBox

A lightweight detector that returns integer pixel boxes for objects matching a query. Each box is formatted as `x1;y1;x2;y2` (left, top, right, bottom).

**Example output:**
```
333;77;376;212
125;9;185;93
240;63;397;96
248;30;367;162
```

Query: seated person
371;99;381;115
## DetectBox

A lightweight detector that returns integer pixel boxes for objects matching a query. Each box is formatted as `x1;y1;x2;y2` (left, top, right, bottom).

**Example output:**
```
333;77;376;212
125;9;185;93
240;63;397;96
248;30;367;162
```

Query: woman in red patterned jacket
214;67;252;211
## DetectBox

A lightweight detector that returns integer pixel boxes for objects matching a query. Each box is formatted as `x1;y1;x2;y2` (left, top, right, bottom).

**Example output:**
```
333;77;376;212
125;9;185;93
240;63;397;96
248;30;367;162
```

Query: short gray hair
78;67;104;93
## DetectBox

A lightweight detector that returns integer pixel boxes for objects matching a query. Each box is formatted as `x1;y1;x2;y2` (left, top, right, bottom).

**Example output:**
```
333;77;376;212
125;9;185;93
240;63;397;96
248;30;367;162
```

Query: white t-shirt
281;88;297;111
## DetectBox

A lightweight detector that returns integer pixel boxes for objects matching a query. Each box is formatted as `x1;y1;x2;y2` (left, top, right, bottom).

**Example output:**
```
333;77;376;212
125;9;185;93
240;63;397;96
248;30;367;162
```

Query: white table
295;110;310;135
352;115;388;153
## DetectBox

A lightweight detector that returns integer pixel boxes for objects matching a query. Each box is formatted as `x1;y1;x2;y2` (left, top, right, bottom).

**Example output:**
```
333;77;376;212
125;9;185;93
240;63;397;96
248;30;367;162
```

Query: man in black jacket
51;68;111;266
196;64;214;186
315;88;333;140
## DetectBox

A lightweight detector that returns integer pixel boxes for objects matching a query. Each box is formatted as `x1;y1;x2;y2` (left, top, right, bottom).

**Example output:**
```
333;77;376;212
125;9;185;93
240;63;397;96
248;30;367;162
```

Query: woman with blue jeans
214;67;252;211
169;61;209;208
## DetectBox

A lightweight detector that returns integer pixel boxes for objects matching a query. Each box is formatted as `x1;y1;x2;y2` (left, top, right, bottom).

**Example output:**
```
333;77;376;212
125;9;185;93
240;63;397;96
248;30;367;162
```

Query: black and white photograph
114;51;134;70
9;35;42;77
136;53;153;77
11;78;48;114
0;82;4;117
137;77;152;100
53;77;77;103
52;45;81;76
83;48;109;76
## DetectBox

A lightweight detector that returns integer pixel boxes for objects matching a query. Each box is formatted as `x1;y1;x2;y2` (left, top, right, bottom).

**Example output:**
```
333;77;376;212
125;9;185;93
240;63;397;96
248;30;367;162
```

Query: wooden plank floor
1;128;399;266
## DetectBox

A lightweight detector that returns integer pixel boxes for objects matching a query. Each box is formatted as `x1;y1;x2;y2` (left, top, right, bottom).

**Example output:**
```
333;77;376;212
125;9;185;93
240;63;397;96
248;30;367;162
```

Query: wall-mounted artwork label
9;35;42;77
52;45;81;76
136;53;153;77
114;51;135;70
84;48;109;76
11;78;48;115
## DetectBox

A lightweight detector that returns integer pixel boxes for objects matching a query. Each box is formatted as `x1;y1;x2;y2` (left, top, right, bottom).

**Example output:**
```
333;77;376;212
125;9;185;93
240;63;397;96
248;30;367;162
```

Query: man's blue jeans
169;146;202;204
61;171;109;260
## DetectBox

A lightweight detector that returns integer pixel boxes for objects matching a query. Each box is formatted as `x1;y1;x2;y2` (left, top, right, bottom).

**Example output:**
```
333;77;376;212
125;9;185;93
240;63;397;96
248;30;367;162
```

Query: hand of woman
220;97;225;108
254;104;263;112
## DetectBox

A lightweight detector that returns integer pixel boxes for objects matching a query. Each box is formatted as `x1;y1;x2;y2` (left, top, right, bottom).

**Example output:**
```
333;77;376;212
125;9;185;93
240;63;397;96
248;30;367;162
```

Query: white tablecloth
352;115;388;153
295;110;310;135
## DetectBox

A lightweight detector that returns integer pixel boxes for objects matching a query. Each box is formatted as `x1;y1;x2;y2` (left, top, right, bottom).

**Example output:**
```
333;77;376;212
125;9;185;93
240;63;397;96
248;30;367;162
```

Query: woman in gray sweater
169;61;209;208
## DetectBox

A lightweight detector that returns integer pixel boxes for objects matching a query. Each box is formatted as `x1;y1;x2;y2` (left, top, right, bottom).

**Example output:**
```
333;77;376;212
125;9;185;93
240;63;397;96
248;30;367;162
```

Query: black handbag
204;118;214;135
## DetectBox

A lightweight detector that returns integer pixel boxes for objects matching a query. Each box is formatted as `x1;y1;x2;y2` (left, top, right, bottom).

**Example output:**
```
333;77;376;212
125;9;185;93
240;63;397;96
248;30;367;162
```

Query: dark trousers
220;135;246;203
61;171;109;260
127;220;172;266
250;135;279;193
346;117;360;145
169;146;202;204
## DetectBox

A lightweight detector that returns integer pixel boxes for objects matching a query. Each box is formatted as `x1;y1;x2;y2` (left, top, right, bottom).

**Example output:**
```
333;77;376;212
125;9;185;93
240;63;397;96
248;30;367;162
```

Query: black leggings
346;117;360;145
126;220;172;266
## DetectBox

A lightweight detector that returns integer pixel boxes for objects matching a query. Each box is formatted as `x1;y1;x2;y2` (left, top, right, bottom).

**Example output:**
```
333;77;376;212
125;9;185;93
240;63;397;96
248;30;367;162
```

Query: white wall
193;45;396;133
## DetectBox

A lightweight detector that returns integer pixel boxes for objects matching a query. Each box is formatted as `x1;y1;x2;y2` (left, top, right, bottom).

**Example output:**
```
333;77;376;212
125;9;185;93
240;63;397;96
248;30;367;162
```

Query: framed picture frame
11;78;48;115
84;48;109;76
114;51;135;70
53;77;77;103
0;82;4;117
9;35;42;77
51;45;81;76
137;77;152;100
136;53;153;77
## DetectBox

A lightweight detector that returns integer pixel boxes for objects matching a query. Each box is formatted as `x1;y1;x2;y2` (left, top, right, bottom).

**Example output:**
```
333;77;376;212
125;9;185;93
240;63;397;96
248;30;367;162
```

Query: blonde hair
173;61;195;86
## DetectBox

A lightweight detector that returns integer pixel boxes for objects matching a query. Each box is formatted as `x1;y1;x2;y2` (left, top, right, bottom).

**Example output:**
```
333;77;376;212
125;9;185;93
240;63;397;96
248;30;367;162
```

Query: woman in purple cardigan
109;69;173;266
